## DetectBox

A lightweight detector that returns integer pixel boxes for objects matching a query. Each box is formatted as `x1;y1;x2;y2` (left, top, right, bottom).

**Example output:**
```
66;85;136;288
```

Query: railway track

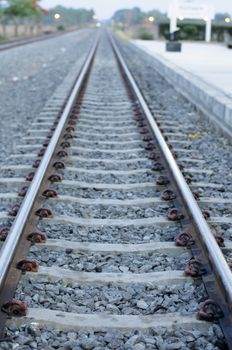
0;30;76;51
0;30;232;349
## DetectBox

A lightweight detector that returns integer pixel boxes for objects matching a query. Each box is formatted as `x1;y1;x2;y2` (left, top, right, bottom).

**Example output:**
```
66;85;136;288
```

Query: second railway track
0;30;231;349
0;31;71;51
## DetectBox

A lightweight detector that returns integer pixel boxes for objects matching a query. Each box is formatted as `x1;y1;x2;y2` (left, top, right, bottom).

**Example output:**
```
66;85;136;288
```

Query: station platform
132;40;232;135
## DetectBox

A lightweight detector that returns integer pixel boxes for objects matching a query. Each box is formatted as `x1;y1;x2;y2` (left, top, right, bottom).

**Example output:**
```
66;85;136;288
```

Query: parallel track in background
0;30;76;51
0;30;231;348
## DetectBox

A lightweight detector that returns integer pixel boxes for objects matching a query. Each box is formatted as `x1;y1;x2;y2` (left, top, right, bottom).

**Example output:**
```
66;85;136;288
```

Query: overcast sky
40;0;232;19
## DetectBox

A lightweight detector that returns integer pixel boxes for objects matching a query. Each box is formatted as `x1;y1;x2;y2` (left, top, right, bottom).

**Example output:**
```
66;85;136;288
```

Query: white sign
168;0;215;42
168;0;215;20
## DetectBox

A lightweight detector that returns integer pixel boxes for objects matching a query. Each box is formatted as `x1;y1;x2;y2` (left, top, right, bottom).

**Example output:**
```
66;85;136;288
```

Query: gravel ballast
66;159;153;171
47;202;170;219
29;246;190;273
16;279;206;315
0;30;96;164
37;222;181;243
61;171;157;184
56;187;161;200
114;37;232;244
116;37;232;193
2;324;226;350
1;33;230;349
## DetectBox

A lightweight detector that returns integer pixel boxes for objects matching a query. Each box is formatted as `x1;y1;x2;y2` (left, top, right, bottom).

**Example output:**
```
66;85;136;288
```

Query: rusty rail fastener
17;259;39;273
157;176;170;186
0;227;10;242
152;163;164;171
18;186;29;197
198;300;224;321
33;160;41;169
26;172;35;182
202;210;210;219
161;189;176;201
60;141;71;149
184;175;192;184
148;152;159;160
140;127;149;135
143;135;152;142
48;174;62;183
168;208;184;221
53;161;65;170
185;258;207;277
192;191;200;200
63;133;73;140
35;208;53;218
8;205;20;217
175;232;195;247
42;189;58;198
137;122;146;128
57;150;68;158
68;120;76;126
38;148;47;157
215;235;225;247
66;126;75;133
2;300;28;317
145;143;156;151
69;114;78;120
27;232;47;244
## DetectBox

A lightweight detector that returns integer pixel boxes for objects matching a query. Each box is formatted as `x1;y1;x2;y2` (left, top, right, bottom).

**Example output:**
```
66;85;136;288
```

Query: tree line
112;7;167;27
0;1;96;38
42;6;95;28
112;7;231;27
0;0;46;37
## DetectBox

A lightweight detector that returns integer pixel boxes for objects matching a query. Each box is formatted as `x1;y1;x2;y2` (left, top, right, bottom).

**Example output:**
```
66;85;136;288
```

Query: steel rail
109;32;232;310
0;35;99;291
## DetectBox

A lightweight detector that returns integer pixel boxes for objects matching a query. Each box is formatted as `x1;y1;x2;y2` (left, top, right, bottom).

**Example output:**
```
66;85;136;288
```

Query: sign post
205;17;212;43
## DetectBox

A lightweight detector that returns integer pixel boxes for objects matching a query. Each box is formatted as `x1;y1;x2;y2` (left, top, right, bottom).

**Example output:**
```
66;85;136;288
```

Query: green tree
0;0;7;37
129;7;144;25
182;24;198;40
112;7;168;28
137;28;154;40
113;8;145;27
6;0;40;36
41;6;95;28
146;10;168;23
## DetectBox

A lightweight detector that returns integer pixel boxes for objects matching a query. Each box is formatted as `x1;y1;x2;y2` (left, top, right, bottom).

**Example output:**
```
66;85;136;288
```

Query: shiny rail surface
0;35;99;291
0;30;231;348
109;33;232;310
